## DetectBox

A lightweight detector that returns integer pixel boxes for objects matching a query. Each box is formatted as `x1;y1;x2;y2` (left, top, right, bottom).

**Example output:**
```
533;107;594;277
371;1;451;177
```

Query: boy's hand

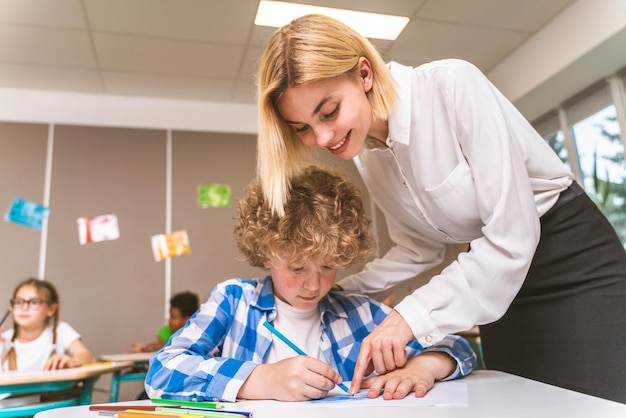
239;356;342;401
360;352;455;399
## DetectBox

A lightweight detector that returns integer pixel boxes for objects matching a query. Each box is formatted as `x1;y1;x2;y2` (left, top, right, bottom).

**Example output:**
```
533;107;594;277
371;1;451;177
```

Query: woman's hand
361;352;455;399
349;310;414;394
238;356;343;401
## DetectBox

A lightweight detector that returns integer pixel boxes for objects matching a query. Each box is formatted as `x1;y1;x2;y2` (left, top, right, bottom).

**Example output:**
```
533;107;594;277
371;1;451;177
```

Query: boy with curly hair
145;165;475;402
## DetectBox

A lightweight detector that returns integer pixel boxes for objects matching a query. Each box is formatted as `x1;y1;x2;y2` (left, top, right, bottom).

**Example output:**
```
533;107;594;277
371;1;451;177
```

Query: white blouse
337;59;573;347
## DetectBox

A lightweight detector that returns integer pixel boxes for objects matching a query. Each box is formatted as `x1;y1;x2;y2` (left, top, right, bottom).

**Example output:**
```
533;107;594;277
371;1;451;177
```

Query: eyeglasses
10;298;49;310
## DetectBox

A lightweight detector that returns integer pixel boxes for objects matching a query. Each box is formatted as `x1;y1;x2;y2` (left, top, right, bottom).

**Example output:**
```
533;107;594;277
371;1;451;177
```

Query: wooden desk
33;370;626;418
99;353;153;402
0;361;133;417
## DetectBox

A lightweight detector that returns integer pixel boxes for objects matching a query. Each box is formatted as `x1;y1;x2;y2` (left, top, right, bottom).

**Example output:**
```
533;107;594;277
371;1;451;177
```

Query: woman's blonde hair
234;165;376;270
257;14;397;216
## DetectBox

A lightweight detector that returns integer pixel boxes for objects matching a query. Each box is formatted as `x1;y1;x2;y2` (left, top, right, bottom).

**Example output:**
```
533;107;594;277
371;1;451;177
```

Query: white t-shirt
0;321;81;372
265;296;323;364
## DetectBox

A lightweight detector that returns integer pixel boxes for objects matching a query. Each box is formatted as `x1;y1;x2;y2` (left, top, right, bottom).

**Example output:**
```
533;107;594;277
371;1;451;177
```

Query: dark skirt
479;183;626;403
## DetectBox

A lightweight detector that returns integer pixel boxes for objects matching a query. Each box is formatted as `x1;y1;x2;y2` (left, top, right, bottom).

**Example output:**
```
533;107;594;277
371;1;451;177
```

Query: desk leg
80;376;99;405
110;370;121;403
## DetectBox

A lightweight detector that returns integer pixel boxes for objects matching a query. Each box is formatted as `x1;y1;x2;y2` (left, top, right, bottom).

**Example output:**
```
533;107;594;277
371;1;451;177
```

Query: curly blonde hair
256;14;398;217
234;165;376;269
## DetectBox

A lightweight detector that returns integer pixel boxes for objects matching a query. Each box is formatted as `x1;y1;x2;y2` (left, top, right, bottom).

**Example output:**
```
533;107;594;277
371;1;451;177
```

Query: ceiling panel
0;0;87;28
93;33;244;78
0;0;578;104
103;71;236;101
0;62;102;91
391;20;529;70
416;0;576;32
0;25;96;67
85;0;259;45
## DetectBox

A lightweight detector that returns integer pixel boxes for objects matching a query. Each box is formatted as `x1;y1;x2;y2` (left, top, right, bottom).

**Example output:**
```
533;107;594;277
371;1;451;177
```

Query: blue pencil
0;309;10;328
262;321;351;394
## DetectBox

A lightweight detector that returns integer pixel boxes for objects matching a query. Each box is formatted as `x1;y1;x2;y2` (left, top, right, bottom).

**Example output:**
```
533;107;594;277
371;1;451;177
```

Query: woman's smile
328;131;350;155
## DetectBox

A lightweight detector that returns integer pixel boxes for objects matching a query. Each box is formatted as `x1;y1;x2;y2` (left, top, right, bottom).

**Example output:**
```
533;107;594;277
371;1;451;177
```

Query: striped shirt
145;276;476;402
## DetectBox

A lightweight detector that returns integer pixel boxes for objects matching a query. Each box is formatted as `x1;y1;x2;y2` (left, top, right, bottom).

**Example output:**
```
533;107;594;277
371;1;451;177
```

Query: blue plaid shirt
145;277;476;402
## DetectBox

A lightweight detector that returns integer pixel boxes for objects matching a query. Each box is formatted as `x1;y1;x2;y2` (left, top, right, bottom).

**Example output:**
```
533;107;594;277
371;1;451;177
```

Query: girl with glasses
1;278;93;372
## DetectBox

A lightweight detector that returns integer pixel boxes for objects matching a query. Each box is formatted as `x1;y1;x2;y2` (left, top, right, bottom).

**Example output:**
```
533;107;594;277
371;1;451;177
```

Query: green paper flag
198;184;231;208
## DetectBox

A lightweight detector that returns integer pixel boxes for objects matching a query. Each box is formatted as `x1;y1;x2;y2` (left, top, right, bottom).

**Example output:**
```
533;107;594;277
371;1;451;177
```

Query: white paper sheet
232;380;468;409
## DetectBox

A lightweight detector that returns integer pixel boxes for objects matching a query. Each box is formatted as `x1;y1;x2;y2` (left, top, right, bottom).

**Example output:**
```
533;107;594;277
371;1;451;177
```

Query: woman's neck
368;118;389;144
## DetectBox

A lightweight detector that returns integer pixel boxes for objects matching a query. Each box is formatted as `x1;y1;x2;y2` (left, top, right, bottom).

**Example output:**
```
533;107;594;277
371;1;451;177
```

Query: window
571;105;626;244
544;131;569;168
533;74;626;246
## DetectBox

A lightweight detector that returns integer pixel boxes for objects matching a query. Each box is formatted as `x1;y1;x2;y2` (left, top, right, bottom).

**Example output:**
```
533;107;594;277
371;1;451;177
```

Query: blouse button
425;335;433;343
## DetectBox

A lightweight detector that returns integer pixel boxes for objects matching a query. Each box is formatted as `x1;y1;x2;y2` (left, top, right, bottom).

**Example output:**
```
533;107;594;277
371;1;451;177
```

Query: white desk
34;370;626;418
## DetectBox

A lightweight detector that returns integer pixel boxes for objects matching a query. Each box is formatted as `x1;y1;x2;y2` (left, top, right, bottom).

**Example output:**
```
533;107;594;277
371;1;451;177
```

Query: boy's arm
361;351;455;399
366;295;476;379
145;280;262;402
414;334;476;379
359;334;475;399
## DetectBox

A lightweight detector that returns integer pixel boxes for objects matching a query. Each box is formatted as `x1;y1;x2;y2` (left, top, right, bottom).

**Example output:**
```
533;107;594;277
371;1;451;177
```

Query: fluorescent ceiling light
255;1;409;40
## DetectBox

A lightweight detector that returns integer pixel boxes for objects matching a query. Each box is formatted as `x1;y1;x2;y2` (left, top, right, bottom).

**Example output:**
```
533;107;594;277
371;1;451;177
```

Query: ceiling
0;0;576;105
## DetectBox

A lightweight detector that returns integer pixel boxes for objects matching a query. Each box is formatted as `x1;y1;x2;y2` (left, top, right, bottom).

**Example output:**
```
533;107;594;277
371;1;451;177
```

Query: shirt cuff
394;296;446;348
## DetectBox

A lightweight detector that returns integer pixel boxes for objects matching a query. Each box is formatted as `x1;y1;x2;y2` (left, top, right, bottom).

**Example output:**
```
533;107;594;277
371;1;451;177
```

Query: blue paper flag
4;197;50;230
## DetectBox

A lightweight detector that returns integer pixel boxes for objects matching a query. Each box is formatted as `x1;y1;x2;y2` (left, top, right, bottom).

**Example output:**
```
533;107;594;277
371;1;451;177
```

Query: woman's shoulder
414;59;487;86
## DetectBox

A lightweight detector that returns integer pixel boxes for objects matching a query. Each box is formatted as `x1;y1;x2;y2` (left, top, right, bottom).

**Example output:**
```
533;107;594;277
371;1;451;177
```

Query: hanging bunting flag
198;184;231;208
77;214;120;245
4;197;50;230
150;229;191;262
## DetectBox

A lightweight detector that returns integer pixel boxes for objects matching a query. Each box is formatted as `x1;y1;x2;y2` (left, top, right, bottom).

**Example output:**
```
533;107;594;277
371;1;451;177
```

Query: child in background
145;165;475;402
0;278;93;372
126;291;199;353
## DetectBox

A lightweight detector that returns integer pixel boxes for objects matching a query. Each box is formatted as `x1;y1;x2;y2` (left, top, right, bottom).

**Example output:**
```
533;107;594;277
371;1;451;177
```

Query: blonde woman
256;14;626;403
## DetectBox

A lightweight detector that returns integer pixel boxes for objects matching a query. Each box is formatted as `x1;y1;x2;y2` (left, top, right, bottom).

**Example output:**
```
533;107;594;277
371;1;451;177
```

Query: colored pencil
151;398;224;409
98;413;179;418
152;408;247;418
90;405;181;411
263;321;351;394
0;308;10;327
94;406;250;418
